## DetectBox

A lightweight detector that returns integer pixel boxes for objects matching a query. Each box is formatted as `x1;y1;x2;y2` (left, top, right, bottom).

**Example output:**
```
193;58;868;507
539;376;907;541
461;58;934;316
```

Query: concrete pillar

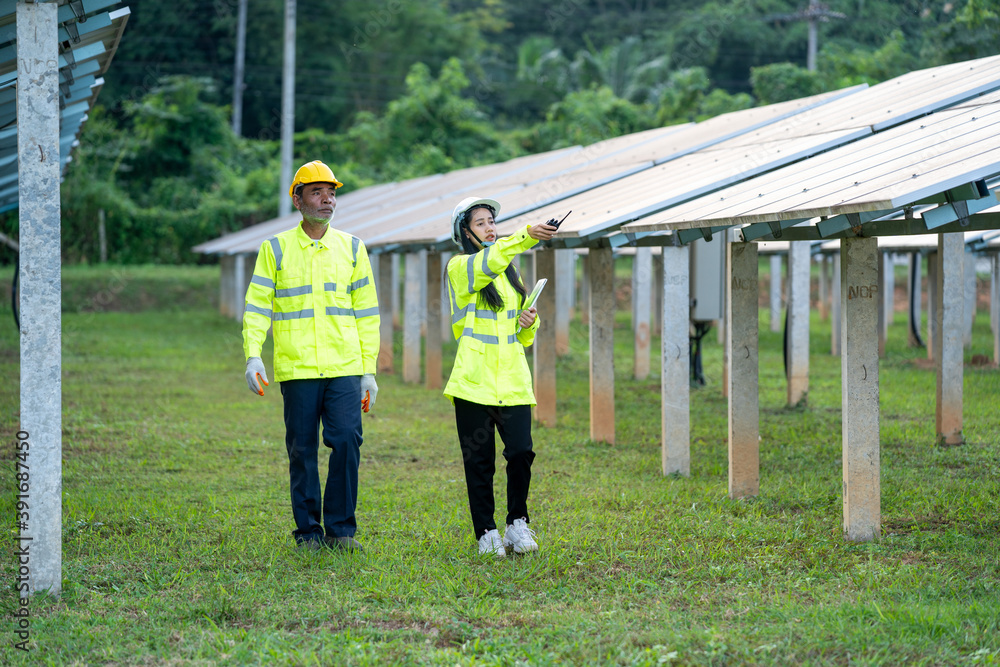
234;254;247;324
17;0;62;597
787;241;810;406
403;253;422;384
425;252;443;390
555;249;574;356
831;253;841;356
770;254;783;333
993;254;999;366
533;249;557;426
840;237;880;542
935;234;965;446
441;252;452;342
883;252;895;341
877;252;887;358
721;244;730;397
908;252;922;347
662;245;690;476
633;247;652;381
392;253;401;328
651;250;663;336
579;251;590;325
927;251;937;361
521;250;535;288
419;250;428;336
377;253;395;374
589;247;616;444
818;254;829;321
220;255;235;319
728;242;759;499
965;249;976;348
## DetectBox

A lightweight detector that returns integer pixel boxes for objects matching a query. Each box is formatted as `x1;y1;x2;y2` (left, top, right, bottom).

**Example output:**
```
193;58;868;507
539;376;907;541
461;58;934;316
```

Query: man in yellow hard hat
242;160;380;552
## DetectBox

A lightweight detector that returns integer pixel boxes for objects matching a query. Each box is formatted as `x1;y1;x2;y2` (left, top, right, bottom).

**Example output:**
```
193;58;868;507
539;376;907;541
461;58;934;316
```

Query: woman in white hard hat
443;196;560;558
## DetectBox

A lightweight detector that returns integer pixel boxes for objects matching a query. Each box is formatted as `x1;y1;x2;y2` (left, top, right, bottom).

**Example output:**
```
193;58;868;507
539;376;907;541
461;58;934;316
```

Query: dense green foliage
0;0;993;265
1;262;999;664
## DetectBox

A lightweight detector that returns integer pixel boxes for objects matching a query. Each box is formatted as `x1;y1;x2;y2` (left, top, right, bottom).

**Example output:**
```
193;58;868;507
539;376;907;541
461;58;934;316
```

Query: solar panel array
0;0;129;213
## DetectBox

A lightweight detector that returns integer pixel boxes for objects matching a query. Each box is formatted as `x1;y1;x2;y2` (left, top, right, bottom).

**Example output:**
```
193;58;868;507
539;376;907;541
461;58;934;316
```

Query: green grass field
1;263;999;665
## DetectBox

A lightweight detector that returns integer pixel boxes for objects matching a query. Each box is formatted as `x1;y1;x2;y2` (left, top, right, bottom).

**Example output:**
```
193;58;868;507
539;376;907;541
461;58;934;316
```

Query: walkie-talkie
546;210;572;229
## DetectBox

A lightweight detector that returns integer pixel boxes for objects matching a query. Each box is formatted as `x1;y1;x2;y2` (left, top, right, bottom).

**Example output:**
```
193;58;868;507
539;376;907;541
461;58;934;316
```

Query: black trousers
454;397;535;539
280;376;362;543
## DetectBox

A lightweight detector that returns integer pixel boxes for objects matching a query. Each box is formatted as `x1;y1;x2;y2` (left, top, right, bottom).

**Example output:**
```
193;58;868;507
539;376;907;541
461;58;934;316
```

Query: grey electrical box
689;235;726;322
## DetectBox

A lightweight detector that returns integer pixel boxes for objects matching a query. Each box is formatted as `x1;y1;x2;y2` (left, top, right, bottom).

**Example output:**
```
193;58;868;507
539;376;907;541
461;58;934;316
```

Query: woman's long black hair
459;206;527;312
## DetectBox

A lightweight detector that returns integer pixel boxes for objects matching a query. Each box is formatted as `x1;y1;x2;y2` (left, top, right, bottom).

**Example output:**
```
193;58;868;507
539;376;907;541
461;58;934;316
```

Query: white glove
245;357;269;396
360;374;378;412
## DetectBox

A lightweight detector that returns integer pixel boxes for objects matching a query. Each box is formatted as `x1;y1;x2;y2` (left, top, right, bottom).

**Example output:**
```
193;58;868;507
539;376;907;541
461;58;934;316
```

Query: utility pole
765;1;846;71
279;0;296;217
231;0;248;135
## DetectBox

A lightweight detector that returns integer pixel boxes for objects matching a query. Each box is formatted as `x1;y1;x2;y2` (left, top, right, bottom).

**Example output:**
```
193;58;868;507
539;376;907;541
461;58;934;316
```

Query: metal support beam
840;236;880;542
661;245;690;476
18;0;63;597
728;242;759;499
922;191;998;230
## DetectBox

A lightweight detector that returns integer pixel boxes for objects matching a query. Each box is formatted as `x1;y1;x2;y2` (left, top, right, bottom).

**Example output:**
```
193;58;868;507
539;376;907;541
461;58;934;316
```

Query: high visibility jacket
242;223;380;382
443;225;540;406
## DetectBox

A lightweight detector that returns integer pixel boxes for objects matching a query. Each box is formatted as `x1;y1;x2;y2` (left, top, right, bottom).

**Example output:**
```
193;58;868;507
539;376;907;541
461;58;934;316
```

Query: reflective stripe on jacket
443;225;540;406
242;223;380;382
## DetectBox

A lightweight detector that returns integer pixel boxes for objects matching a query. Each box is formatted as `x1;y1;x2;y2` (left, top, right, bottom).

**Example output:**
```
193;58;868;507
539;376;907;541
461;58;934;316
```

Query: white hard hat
451;196;501;247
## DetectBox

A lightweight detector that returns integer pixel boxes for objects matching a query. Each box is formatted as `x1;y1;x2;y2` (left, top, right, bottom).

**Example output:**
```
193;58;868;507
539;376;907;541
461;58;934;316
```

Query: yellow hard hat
289;160;343;198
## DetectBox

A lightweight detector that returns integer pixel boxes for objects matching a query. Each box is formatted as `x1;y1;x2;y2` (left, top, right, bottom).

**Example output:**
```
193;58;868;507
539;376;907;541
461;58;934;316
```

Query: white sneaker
477;529;506;558
503;518;538;554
